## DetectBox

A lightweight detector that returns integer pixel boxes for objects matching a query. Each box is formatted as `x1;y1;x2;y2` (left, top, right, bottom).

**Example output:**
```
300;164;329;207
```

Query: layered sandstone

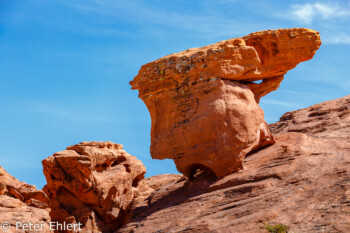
0;167;52;232
42;141;146;232
120;95;350;233
131;28;321;178
269;94;350;137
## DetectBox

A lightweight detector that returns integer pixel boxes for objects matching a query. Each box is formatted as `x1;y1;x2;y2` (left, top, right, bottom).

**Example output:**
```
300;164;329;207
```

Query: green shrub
260;223;289;233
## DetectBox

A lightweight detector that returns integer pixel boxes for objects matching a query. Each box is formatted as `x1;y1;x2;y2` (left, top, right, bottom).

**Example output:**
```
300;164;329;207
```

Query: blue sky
0;0;349;189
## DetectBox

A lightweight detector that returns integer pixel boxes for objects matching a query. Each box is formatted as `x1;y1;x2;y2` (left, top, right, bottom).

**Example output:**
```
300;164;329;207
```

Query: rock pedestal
131;28;321;178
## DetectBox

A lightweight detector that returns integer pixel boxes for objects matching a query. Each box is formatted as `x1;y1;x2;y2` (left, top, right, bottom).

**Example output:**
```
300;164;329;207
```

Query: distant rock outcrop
42;141;146;232
131;28;321;178
0;167;52;232
269;94;350;137
119;95;350;233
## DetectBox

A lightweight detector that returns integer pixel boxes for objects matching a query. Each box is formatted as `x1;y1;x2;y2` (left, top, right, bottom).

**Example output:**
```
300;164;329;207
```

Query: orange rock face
0;166;50;209
269;95;350;137
0;167;52;232
131;28;321;178
42;141;146;232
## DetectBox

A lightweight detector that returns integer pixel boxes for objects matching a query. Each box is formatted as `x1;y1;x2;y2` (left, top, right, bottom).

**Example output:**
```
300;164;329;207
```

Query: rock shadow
130;167;217;222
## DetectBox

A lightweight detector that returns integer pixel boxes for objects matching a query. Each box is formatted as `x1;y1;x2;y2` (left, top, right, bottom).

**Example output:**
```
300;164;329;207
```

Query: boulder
42;141;146;232
131;28;321;178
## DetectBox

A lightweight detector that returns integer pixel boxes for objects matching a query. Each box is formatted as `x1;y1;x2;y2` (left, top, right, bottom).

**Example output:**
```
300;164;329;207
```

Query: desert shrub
261;222;289;233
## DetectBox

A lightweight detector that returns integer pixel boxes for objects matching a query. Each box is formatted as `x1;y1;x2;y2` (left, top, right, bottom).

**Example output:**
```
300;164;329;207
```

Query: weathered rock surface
269;94;350;137
132;174;183;216
42;141;146;232
131;28;321;178
0;167;52;232
119;95;350;233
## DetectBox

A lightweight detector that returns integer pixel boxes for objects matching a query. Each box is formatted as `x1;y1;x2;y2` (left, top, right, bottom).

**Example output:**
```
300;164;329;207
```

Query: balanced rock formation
42;141;146;232
119;95;350;233
131;28;321;178
0;167;52;232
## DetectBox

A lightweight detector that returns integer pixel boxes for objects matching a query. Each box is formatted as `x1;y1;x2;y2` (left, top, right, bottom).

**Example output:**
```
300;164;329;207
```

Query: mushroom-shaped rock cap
131;28;321;179
131;28;321;97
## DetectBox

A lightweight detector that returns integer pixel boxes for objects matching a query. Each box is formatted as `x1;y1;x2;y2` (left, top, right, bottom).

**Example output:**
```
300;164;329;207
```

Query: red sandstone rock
0;196;52;233
0;167;52;232
132;174;183;216
119;95;350;233
131;28;321;178
0;166;50;209
269;94;350;137
42;141;146;232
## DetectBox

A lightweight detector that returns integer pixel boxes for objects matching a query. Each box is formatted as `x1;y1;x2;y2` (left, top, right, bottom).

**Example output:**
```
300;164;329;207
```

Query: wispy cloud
0;156;37;169
261;99;299;107
27;101;112;123
291;2;350;24
323;33;350;44
48;0;259;39
275;2;350;45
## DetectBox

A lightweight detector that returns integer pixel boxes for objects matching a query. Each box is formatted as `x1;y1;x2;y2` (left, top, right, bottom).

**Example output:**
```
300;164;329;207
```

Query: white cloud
291;2;350;24
282;2;350;45
260;99;299;107
27;101;112;123
54;0;259;39
324;34;350;44
0;157;36;169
